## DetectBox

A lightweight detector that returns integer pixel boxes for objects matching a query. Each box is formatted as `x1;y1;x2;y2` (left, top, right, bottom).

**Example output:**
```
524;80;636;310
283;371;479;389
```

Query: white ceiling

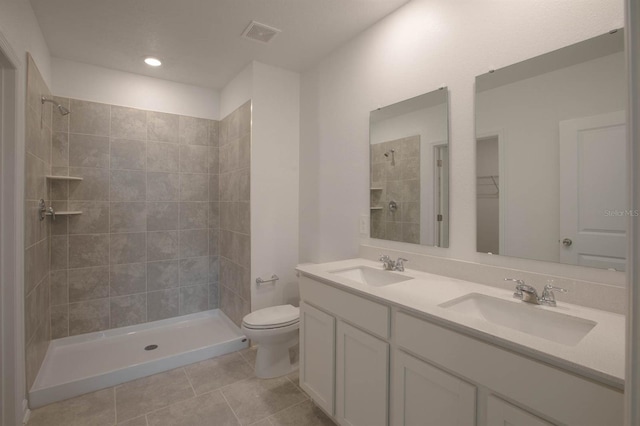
30;0;409;89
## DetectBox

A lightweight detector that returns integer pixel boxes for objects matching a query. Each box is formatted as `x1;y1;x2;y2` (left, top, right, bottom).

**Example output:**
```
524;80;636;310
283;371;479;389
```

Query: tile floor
28;347;336;426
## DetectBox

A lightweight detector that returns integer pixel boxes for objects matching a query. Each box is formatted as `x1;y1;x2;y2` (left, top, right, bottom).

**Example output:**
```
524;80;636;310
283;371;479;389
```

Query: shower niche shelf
46;175;83;181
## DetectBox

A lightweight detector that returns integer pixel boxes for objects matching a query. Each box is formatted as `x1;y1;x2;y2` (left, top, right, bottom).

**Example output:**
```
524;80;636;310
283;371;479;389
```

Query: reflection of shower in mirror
384;149;395;165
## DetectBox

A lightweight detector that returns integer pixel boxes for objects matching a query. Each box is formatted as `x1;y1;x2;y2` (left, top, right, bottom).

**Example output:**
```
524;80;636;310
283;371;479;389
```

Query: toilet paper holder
256;274;279;286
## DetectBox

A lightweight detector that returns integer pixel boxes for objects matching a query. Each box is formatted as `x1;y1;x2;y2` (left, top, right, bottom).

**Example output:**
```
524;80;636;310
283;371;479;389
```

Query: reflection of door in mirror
474;30;626;269
477;136;500;254
435;144;449;247
559;111;627;271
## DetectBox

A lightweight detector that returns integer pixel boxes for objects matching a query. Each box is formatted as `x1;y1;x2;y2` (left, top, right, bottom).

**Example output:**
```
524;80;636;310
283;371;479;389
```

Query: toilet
241;304;300;379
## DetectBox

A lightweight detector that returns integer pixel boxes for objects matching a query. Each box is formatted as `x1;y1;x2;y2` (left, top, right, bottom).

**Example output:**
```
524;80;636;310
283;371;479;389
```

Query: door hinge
437;214;443;221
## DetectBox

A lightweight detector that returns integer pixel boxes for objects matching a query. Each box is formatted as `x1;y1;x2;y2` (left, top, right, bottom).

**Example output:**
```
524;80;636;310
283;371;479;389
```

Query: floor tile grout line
113;386;118;424
218;375;253;395
182;366;198;397
238;347;255;367
284;373;304;394
262;393;310;423
134;370;204;420
219;389;244;426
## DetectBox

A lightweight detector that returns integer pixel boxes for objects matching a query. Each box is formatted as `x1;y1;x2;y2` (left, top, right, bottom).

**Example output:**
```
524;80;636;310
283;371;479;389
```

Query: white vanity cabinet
298;275;624;426
300;301;336;415
336;320;389;426
395;312;623;426
487;396;554;426
393;350;476;426
299;277;391;425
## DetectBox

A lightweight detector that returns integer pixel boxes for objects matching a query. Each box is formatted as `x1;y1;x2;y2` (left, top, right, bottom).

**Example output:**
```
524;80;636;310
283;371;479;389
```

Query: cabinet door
300;302;336;415
336;320;389;426
393;350;476;426
487;395;555;426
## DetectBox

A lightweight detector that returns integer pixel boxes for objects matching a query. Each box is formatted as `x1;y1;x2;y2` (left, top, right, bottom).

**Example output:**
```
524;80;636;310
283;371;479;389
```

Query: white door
487;395;555;426
300;302;336;415
559;111;627;270
393;350;476;426
435;144;450;248
336;320;389;426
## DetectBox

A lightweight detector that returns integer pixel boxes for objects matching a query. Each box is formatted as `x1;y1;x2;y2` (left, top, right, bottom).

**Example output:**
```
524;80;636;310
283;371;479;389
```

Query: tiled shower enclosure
24;52;253;388
47;98;221;338
45;97;252;337
370;135;421;243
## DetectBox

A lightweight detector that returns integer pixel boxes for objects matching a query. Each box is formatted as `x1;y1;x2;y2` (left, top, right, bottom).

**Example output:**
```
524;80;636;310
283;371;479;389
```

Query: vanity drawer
299;276;390;338
395;311;622;426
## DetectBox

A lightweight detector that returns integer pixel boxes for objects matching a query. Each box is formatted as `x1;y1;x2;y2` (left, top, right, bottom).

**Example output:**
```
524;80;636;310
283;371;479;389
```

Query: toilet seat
242;304;300;330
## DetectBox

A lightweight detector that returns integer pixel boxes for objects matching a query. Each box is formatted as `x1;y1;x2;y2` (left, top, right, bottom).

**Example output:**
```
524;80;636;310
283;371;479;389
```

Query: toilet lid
242;304;300;328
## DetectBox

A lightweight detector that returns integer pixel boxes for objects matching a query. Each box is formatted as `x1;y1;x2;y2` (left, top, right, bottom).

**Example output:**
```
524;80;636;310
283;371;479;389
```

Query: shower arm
41;96;70;116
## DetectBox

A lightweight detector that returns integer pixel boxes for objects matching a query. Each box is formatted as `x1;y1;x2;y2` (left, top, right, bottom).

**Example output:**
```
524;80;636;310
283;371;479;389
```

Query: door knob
562;238;573;247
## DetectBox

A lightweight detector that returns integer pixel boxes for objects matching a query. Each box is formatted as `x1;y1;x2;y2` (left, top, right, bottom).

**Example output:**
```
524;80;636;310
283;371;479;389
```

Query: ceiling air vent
242;21;281;44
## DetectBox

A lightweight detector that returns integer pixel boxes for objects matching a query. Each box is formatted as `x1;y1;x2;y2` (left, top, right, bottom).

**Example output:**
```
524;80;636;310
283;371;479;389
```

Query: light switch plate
359;215;369;235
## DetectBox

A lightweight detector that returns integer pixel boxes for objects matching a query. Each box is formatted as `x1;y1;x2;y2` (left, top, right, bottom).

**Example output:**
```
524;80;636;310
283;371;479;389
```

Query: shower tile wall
218;101;251;326
25;54;53;389
49;98;220;337
370;136;421;244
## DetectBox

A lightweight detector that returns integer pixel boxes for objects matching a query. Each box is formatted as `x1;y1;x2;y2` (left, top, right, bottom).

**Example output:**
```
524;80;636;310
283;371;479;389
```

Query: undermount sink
439;293;597;346
330;266;413;287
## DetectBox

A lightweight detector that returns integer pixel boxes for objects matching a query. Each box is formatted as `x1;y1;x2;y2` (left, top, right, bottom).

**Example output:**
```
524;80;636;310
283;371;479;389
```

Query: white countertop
296;258;625;390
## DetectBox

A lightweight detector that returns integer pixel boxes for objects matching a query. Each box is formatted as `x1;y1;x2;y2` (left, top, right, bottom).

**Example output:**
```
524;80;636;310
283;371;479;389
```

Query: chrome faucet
379;255;408;272
379;255;395;270
539;282;568;307
394;257;408;272
505;278;567;306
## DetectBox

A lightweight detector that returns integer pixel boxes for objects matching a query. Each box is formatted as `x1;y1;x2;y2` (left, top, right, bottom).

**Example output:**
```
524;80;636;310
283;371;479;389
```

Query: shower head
383;149;396;165
57;105;71;116
41;96;70;116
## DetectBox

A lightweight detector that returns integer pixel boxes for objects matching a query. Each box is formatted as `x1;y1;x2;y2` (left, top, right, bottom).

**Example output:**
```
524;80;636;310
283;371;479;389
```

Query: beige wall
24;54;52;390
48;97;219;337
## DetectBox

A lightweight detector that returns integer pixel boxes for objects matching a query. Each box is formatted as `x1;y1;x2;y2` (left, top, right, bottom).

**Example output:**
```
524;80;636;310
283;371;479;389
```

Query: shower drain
144;344;158;351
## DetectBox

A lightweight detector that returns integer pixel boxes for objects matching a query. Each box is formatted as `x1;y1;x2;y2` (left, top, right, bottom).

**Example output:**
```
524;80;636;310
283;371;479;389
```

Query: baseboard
21;399;30;425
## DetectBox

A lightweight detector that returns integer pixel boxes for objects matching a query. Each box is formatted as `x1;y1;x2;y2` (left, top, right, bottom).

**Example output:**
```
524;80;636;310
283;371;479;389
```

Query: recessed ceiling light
144;57;162;67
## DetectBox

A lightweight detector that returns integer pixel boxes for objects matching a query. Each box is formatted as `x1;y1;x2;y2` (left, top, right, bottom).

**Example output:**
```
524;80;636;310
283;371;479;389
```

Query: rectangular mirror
370;88;449;247
475;30;627;270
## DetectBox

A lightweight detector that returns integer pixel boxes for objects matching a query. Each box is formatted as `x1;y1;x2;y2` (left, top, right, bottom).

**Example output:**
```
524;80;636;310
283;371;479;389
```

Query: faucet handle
544;283;568;293
541;283;568;306
505;278;526;299
379;254;391;262
395;258;408;271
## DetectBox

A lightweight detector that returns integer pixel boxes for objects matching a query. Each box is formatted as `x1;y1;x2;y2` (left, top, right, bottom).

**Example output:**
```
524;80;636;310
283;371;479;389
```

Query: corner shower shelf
370;187;384;190
370;207;384;210
46;175;83;181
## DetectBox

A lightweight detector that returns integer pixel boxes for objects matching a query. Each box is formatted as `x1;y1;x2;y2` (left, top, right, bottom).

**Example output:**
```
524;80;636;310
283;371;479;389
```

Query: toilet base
254;336;299;379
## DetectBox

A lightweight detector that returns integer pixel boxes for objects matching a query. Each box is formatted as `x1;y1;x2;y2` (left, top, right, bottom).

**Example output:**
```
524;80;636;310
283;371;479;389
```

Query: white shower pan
29;309;247;408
